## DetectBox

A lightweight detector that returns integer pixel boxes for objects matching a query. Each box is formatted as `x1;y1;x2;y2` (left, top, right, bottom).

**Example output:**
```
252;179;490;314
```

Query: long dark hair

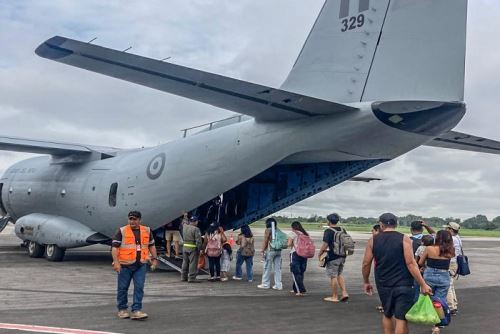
240;225;253;238
291;221;309;236
265;218;277;229
435;230;455;258
207;223;220;235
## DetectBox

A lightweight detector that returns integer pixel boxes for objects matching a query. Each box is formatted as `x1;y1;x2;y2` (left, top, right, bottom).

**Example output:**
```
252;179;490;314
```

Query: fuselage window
109;183;118;207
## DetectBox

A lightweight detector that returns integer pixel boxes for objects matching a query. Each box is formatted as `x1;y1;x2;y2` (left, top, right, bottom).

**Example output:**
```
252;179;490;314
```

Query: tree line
273;214;500;231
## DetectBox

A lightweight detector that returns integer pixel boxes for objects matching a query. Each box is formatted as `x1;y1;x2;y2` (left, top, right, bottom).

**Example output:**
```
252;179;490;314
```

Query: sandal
323;297;340;303
432;327;440;334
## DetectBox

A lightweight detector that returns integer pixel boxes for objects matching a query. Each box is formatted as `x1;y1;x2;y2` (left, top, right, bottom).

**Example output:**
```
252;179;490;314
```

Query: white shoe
257;284;270;289
232;276;242;280
272;286;283;291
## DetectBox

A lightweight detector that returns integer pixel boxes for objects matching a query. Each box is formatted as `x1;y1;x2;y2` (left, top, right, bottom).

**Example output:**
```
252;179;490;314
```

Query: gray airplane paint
1;0;498;261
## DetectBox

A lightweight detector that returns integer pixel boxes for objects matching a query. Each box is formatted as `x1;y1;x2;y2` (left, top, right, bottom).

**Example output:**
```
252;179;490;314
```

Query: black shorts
377;285;415;320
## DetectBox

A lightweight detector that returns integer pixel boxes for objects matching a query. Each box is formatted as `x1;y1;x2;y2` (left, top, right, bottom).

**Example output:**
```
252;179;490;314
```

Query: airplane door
83;170;107;219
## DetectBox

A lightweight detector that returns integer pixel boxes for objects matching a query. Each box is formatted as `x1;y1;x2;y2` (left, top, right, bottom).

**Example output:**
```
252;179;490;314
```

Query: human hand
363;283;374;296
420;283;433;296
150;259;158;272
112;261;121;273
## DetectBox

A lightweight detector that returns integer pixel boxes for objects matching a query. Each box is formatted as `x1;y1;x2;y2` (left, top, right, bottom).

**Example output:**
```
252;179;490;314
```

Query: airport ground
1;224;499;334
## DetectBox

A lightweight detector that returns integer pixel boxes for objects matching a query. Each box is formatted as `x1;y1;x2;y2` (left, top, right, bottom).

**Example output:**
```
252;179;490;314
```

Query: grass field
251;221;500;238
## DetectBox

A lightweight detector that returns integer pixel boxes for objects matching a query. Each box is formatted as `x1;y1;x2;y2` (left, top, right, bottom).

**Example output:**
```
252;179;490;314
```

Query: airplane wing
425;131;500;154
0;135;119;157
35;36;357;122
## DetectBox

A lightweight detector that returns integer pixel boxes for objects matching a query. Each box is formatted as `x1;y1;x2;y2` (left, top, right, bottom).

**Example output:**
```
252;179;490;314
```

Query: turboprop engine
15;213;109;261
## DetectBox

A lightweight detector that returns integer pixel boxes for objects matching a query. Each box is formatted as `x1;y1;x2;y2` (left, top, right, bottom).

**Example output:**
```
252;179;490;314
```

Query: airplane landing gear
44;244;66;262
27;241;45;258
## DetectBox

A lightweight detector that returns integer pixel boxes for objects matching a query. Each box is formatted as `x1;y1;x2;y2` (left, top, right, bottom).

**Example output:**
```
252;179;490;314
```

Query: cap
379;212;398;226
327;213;340;224
189;215;199;222
128;211;142;219
442;222;460;231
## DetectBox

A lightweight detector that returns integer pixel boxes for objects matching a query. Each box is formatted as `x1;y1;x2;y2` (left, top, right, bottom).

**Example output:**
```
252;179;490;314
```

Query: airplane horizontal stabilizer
0;135;118;158
35;36;357;122
425;131;500;155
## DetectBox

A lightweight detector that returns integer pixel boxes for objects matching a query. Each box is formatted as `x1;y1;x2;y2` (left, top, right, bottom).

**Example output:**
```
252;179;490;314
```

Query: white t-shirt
451;235;462;263
288;231;299;253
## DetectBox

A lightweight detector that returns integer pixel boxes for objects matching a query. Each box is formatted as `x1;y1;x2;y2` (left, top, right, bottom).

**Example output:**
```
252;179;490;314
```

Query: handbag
456;240;470;276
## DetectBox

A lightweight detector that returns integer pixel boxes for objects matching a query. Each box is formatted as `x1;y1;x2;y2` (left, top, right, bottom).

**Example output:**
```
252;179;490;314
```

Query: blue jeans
423;267;450;299
290;252;307;293
261;250;282;289
234;250;253;281
117;263;147;312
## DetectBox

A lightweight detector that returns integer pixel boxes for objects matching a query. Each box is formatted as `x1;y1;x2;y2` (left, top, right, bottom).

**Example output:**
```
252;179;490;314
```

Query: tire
28;241;45;258
44;244;66;262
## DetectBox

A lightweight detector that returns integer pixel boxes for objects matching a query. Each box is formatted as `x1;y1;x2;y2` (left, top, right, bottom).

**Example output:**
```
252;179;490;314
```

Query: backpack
294;232;315;258
269;229;288;250
206;233;222;257
331;227;355;256
240;237;255;257
431;296;451;327
410;236;423;255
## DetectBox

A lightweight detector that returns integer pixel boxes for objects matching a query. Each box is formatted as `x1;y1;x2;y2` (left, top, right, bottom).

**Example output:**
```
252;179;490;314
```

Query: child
415;234;435;267
220;242;232;281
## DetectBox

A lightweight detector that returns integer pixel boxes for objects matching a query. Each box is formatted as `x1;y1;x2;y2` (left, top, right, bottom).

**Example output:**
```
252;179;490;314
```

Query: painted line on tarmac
0;323;122;334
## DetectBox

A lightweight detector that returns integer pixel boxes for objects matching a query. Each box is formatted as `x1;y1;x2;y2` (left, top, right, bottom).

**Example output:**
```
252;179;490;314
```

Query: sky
1;0;500;221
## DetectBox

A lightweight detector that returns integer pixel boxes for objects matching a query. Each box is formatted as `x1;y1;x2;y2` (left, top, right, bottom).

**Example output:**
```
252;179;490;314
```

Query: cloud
1;0;500;221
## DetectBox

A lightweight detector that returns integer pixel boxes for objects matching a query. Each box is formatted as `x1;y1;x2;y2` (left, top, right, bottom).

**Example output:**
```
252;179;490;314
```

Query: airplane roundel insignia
146;153;166;180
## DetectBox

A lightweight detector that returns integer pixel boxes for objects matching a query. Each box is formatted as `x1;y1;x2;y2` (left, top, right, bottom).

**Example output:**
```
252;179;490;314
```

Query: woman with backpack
233;225;255;282
257;218;285;290
288;221;314;296
418;230;455;334
204;223;227;281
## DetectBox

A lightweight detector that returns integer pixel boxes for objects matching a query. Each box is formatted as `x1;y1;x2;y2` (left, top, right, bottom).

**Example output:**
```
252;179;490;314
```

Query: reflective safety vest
118;225;151;265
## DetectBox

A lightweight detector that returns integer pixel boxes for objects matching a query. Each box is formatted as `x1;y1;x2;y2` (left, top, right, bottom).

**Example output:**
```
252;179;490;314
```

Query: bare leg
166;239;172;257
174;241;180;257
382;315;395;334
394;319;409;334
337;275;348;298
331;277;339;300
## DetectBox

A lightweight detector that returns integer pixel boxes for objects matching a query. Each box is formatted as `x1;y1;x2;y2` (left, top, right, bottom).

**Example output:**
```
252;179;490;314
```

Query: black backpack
410;236;422;255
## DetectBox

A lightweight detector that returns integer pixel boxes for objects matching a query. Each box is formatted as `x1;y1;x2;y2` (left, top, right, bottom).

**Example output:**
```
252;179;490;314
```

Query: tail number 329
341;14;365;32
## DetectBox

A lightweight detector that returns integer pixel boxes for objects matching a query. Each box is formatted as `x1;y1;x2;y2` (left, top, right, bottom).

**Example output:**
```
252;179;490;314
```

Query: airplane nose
371;101;466;136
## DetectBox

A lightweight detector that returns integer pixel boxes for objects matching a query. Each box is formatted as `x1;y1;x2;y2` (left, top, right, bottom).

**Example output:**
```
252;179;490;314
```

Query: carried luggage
405;295;441;325
294;232;315;258
240;237;255;257
431;296;451;327
269;228;288;250
206;234;222;257
331;227;355;256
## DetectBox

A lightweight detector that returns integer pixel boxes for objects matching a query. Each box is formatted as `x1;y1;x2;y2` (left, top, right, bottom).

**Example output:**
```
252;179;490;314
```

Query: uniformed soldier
111;211;158;320
181;215;203;283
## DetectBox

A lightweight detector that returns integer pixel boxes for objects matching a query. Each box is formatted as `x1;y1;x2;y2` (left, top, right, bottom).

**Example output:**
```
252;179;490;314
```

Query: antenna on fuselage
87;37;97;44
160;56;171;61
122;46;132;52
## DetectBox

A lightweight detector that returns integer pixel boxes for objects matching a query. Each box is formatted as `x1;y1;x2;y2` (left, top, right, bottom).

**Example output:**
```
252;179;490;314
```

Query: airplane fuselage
1;101;464;240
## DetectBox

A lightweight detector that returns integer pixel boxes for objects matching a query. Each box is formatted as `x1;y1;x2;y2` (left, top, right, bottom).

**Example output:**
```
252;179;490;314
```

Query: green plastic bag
405;295;441;325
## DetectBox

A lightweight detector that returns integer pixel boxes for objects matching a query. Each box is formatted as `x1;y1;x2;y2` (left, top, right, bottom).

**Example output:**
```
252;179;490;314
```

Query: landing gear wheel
44;244;66;262
28;241;45;258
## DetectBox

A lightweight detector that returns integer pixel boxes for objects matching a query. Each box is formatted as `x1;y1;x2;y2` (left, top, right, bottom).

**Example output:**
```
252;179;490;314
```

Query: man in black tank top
362;213;432;334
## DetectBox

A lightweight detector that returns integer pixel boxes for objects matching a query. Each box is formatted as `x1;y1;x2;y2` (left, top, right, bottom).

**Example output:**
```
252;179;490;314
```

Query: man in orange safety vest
111;211;158;320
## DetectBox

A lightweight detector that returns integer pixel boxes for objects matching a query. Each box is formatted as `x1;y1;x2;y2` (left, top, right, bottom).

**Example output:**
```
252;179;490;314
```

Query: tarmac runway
1;224;499;334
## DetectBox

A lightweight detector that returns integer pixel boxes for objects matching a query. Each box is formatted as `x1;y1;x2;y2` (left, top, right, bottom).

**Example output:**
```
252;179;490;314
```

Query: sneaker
232;276;242;280
221;277;229;282
117;310;130;319
130;310;148;320
248;280;253;283
257;284;270;289
272;286;283;291
450;309;458;316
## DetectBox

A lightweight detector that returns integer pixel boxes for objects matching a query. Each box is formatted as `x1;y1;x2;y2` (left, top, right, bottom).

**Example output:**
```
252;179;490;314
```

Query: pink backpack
294;232;315;258
206;233;222;257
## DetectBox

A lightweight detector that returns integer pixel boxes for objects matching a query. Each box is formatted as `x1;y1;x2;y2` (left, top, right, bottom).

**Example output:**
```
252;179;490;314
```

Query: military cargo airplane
1;0;498;261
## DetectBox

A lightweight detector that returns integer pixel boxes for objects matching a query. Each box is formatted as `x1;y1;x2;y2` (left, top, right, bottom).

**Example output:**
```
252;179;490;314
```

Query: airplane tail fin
281;0;467;103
